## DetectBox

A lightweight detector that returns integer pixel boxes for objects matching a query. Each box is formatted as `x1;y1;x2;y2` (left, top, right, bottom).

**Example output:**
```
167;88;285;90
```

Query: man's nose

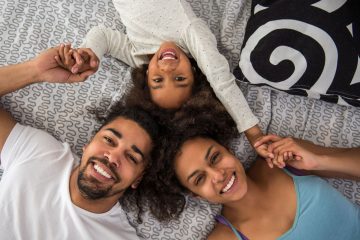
211;168;225;184
104;151;121;168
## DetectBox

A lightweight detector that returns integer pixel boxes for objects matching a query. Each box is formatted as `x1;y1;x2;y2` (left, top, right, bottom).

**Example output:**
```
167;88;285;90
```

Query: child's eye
153;78;162;83
175;76;186;81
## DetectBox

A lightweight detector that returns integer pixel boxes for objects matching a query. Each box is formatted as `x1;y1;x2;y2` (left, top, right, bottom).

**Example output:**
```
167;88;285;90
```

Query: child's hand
54;43;77;72
245;125;274;166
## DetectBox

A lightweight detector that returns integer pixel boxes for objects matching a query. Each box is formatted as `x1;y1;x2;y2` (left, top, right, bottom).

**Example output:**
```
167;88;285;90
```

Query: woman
153;105;360;239
55;0;270;159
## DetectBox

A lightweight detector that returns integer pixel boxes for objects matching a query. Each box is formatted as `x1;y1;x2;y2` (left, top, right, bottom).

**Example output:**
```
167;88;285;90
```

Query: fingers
69;70;96;82
254;134;281;148
265;158;274;168
78;48;99;68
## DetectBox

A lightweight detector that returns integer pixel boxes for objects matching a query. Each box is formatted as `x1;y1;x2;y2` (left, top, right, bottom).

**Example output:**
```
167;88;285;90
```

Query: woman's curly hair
130;87;240;222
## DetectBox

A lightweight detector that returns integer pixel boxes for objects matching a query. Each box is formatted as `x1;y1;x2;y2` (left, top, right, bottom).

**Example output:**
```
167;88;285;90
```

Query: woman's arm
255;135;360;180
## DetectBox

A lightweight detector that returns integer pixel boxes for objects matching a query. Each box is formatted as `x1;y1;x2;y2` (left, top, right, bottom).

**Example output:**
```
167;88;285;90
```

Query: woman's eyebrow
205;145;214;161
187;145;214;182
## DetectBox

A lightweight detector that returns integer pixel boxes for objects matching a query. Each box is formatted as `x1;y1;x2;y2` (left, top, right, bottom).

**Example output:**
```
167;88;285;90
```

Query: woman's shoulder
247;159;292;186
207;222;237;240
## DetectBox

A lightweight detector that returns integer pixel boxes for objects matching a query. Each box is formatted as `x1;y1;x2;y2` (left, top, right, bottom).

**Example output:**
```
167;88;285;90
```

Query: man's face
78;117;152;200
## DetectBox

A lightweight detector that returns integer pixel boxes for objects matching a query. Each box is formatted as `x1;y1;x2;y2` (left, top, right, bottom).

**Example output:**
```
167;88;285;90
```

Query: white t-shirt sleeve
80;25;138;67
182;20;259;132
0;123;65;170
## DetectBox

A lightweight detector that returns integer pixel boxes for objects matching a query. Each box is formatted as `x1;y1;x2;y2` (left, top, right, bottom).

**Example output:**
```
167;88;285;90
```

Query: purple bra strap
215;215;249;240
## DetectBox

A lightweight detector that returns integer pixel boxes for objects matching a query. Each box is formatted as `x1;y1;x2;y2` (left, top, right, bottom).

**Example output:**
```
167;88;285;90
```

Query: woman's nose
211;168;225;184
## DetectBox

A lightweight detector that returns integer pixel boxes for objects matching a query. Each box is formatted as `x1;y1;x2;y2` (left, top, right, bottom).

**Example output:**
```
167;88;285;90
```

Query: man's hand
33;45;97;83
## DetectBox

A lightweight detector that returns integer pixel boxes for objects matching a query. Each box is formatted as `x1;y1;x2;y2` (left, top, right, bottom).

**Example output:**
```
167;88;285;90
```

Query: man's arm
0;46;92;151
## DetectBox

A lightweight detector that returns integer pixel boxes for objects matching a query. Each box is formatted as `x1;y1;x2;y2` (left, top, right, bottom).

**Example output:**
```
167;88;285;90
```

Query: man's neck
69;166;120;213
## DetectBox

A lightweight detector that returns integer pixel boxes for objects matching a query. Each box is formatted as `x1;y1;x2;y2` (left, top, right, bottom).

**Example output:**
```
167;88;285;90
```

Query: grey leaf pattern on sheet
0;0;359;239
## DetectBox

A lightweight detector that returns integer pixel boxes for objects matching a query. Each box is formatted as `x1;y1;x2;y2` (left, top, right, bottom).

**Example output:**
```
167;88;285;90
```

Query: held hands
31;45;97;83
254;134;321;170
54;43;99;76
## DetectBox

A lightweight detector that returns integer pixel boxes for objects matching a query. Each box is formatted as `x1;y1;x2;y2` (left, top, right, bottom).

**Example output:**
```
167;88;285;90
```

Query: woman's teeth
221;174;235;193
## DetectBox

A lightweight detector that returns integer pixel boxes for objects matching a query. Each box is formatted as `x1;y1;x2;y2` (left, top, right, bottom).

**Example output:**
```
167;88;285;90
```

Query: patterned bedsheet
0;0;359;239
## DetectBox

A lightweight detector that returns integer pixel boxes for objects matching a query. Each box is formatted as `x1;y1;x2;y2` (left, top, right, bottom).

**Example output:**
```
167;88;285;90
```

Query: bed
0;0;359;239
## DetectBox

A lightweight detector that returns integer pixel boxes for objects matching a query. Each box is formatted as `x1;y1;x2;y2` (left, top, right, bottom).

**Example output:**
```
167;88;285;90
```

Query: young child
56;0;272;160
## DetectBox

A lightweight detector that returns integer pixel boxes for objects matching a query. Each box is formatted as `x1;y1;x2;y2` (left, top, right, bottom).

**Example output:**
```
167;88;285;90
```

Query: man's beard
77;157;123;200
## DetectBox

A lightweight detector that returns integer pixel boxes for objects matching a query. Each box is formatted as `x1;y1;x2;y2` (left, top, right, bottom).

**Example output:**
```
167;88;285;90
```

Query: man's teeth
221;174;235;193
94;164;111;179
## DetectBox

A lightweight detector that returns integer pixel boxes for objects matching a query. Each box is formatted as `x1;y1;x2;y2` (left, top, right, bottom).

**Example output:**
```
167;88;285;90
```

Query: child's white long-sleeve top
81;0;258;132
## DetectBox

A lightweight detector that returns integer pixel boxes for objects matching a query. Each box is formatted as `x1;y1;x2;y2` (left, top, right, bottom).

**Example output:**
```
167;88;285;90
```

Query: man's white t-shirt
0;124;139;240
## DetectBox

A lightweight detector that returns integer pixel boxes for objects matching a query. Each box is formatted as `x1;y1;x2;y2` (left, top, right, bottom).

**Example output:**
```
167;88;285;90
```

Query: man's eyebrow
132;145;145;160
105;128;122;139
187;145;214;182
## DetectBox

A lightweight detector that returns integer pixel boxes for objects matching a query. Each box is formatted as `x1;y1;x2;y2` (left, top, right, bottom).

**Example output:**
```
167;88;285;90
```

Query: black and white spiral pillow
235;0;360;106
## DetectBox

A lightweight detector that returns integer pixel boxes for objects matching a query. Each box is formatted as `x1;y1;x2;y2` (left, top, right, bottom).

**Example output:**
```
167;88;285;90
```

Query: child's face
175;137;248;204
147;42;195;109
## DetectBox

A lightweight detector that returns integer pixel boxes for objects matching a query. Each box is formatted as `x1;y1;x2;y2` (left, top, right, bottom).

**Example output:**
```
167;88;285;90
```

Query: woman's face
174;137;248;204
147;41;195;109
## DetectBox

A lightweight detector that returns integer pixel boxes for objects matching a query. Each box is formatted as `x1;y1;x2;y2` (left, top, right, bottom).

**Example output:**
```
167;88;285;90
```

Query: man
0;47;158;239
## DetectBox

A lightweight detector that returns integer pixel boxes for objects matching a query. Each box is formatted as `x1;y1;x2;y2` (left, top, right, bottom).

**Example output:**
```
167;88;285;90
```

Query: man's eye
175;76;186;81
104;136;113;145
195;175;204;186
127;154;138;164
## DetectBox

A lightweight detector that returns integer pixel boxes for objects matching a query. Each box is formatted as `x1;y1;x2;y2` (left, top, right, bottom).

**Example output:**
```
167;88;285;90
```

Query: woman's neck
221;160;274;224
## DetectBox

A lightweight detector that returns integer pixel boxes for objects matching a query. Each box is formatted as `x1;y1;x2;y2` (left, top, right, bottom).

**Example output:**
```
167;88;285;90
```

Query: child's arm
256;134;360;180
80;25;140;68
183;20;269;156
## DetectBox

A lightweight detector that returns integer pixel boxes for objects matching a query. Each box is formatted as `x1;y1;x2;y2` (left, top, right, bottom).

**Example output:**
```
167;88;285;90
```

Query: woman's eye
210;152;220;165
195;175;204;186
175;76;186;81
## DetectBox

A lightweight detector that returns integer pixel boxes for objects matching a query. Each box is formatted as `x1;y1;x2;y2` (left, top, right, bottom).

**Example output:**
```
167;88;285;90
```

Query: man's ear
131;175;143;189
82;144;88;151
